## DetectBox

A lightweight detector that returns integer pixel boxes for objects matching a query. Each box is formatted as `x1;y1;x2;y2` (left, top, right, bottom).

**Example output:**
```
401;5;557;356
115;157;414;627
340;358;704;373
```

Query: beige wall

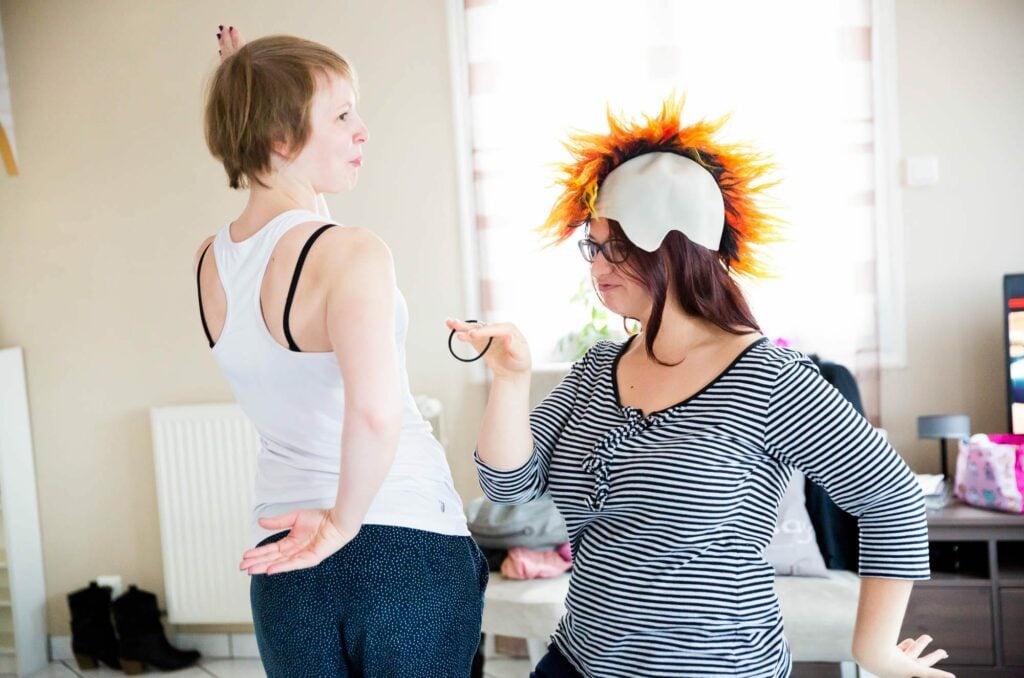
0;0;486;634
881;0;1024;471
0;0;1021;636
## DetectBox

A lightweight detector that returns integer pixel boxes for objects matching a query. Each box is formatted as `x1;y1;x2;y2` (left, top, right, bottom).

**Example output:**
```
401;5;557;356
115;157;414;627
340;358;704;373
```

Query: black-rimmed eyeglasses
578;237;631;264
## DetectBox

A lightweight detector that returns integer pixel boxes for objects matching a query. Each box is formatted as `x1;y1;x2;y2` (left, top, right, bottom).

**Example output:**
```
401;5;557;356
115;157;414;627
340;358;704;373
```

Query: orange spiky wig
538;95;783;279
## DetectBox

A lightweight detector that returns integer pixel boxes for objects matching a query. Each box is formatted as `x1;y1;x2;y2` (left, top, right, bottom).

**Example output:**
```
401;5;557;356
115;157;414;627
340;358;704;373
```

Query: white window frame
445;0;488;381
872;0;908;369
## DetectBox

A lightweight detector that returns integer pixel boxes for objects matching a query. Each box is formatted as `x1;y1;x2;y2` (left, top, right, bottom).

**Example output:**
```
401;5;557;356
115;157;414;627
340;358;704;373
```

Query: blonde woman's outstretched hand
238;509;356;575
446;318;531;379
216;25;245;61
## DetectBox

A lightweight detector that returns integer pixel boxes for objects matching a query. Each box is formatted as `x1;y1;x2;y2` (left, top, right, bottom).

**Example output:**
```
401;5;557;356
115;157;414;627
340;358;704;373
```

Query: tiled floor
483;657;532;678
31;657;846;677
29;659;267;678
28;657;531;678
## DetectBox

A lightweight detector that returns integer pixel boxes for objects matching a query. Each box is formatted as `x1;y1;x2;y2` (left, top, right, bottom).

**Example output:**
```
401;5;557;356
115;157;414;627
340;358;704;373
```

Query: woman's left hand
216;25;245;61
857;635;955;678
238;508;356;575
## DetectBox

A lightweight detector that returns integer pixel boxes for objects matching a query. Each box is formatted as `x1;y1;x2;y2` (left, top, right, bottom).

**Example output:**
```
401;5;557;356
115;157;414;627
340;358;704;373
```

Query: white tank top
208;209;469;545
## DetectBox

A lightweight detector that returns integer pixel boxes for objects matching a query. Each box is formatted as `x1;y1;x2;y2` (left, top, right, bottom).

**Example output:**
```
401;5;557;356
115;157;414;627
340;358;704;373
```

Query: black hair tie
448;320;493;363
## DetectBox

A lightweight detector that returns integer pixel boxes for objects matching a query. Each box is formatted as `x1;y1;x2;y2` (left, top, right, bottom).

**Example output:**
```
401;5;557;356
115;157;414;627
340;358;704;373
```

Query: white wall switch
905;155;940;186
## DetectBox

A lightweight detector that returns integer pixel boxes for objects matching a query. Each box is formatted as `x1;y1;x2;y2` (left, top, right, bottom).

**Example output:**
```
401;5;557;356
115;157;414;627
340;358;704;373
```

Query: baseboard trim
49;632;260;661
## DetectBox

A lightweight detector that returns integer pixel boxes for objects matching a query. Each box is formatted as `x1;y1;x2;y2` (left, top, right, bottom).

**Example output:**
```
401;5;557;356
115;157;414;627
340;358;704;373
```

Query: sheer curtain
459;0;883;423
0;11;19;176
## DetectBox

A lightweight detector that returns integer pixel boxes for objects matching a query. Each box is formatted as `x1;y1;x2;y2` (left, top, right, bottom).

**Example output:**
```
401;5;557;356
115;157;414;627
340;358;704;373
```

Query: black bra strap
196;243;215;348
284;224;337;352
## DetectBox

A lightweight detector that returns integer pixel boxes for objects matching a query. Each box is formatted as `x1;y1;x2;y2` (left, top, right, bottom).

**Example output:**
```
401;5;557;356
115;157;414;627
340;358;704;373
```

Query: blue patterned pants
251;524;487;677
531;644;584;678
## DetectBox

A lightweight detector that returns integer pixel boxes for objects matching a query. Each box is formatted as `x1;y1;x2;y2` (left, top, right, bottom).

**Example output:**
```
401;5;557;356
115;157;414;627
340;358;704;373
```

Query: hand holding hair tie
445;318;532;378
447;319;492;362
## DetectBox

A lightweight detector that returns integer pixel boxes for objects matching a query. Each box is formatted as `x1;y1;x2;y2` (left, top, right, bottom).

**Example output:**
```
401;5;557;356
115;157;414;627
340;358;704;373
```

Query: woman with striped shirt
448;99;953;677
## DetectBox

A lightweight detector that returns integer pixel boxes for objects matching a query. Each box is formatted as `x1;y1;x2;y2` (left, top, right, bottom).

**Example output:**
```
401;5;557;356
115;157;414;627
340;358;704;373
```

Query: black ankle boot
112;585;201;674
67;582;122;670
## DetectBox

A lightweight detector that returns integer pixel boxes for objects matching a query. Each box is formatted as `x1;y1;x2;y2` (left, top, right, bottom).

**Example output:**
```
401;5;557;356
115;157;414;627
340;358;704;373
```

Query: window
452;0;901;421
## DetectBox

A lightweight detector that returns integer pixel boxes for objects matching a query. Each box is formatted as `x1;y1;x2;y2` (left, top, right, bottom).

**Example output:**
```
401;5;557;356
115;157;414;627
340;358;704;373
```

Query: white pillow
765;470;829;577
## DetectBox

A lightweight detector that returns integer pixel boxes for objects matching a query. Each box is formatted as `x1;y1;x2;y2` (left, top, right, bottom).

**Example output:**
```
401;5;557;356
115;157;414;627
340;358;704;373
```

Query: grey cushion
765;470;829;577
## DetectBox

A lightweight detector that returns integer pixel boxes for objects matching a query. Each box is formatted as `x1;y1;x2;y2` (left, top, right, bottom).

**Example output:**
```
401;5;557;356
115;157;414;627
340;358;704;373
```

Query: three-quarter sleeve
475;345;593;504
764;357;930;580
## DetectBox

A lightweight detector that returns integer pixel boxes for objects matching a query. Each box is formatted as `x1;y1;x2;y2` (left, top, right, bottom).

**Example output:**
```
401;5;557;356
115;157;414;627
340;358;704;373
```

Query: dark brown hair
603;219;760;366
204;36;355;189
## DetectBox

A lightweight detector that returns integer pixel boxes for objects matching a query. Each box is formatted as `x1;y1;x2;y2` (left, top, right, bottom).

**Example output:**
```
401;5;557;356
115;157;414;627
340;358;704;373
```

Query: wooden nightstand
900;502;1024;677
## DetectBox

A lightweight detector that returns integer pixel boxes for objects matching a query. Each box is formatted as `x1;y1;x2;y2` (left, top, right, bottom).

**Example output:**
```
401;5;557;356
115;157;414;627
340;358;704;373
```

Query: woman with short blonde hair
196;29;485;677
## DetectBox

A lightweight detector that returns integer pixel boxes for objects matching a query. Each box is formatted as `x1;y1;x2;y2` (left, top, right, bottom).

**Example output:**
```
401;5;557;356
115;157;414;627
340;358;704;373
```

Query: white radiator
150;398;445;624
150;404;259;624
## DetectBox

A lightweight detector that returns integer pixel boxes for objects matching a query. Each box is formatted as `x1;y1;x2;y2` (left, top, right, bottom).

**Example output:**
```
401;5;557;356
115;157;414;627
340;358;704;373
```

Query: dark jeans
251;524;488;677
531;643;584;678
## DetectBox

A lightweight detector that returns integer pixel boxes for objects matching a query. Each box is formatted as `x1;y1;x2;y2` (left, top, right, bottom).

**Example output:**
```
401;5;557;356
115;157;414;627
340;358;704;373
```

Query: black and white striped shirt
476;337;929;677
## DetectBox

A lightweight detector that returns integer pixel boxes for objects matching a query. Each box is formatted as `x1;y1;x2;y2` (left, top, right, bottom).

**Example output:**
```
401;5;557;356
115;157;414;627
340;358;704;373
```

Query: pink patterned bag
954;434;1024;513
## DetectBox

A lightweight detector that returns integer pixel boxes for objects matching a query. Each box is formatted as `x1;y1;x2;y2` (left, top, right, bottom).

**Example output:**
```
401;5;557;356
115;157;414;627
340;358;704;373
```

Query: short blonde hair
204;35;355;189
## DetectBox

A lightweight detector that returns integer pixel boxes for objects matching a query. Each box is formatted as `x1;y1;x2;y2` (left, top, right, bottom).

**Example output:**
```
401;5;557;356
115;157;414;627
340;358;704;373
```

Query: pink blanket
500;544;572;580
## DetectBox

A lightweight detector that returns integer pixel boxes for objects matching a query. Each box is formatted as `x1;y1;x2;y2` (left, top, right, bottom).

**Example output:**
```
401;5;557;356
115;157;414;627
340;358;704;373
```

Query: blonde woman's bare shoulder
319;225;392;259
306;225;395;285
193;235;216;273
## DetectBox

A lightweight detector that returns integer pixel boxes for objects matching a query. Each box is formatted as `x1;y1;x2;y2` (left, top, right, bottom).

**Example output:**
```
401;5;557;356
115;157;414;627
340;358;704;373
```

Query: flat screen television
1006;274;1024;434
